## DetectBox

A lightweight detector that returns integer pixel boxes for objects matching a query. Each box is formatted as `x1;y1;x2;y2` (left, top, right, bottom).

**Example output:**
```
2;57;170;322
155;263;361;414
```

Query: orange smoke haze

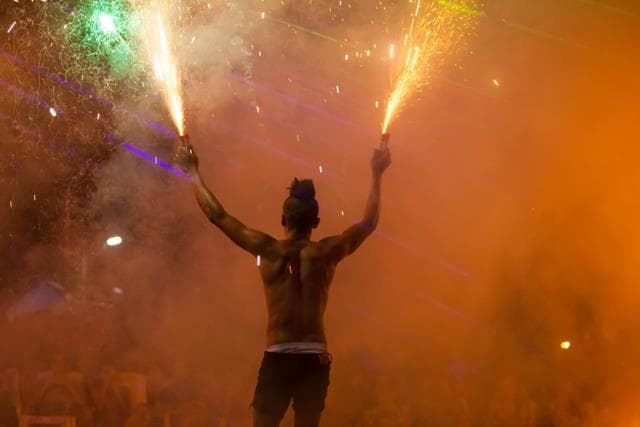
1;1;639;425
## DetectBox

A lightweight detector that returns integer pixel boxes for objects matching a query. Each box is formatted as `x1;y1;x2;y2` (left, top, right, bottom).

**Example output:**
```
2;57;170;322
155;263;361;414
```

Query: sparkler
147;9;185;136
381;0;480;135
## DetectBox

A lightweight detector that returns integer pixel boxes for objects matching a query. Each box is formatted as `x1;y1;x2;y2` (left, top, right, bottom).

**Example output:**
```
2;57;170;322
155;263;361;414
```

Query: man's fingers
176;144;194;155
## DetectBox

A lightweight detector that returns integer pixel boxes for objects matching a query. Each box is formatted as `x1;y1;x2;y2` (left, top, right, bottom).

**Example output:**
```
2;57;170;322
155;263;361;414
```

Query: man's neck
285;228;312;241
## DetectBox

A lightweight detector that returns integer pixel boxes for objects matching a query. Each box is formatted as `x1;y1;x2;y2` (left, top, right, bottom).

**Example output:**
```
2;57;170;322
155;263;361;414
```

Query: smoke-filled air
0;0;639;426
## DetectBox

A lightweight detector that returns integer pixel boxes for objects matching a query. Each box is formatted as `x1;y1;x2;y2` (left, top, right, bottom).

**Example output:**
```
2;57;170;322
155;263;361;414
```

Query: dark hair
282;178;319;231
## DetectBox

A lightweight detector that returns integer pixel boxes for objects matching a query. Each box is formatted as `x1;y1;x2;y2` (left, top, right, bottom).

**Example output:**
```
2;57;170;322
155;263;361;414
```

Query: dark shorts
252;351;332;418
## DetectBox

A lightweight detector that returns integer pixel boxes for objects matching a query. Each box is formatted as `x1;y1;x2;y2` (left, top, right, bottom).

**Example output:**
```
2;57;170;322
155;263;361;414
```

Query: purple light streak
1;49;473;296
105;133;190;179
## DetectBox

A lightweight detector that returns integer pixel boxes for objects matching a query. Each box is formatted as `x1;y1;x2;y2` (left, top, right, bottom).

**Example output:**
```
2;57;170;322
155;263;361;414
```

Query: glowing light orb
560;340;571;350
98;13;117;34
106;235;123;247
60;0;138;85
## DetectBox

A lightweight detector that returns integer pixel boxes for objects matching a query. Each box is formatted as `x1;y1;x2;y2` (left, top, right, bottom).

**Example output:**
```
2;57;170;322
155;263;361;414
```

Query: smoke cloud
1;0;639;425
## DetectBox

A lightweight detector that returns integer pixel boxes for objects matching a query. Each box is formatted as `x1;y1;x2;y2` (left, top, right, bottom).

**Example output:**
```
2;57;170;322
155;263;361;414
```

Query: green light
98;13;117;34
437;0;486;17
61;0;141;79
67;0;131;49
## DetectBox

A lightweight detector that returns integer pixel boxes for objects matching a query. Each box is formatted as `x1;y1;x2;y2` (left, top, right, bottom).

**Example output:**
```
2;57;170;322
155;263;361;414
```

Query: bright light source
106;235;123;247
49;107;57;117
560;340;571;350
113;287;124;295
98;13;117;34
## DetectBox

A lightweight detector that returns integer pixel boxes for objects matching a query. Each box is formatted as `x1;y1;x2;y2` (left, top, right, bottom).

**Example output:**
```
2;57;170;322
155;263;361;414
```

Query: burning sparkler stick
380;132;391;150
381;0;427;135
148;9;185;136
381;0;480;136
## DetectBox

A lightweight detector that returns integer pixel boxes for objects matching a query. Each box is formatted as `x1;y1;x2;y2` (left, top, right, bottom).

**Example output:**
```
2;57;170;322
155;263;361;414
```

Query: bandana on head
289;178;316;202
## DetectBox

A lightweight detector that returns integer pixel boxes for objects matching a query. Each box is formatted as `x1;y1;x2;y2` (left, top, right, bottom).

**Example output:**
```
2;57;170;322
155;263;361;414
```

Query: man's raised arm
175;138;277;257
321;138;392;262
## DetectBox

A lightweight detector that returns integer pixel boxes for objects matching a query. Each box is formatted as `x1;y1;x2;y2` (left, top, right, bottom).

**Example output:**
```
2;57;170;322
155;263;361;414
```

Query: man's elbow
359;219;378;234
205;208;227;224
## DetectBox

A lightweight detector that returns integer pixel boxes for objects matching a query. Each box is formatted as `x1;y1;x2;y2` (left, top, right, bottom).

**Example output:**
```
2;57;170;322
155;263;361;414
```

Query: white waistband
266;342;327;354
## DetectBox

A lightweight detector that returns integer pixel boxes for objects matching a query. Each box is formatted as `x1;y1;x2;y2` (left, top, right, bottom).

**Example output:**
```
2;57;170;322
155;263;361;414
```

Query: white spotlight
106;235;123;247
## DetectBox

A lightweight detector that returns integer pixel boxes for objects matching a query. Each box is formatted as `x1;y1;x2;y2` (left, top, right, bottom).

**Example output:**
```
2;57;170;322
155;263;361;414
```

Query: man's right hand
371;144;392;177
175;135;199;174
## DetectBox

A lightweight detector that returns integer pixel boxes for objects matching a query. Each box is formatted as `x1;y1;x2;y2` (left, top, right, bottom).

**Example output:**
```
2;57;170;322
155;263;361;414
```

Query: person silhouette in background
175;135;391;427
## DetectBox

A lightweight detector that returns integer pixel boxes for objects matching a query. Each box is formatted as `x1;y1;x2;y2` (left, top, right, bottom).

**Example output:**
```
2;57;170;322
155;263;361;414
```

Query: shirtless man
175;135;391;427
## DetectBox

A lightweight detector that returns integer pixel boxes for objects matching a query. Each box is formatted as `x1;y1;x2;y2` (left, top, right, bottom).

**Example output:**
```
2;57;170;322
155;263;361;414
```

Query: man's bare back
260;239;336;346
176;135;391;427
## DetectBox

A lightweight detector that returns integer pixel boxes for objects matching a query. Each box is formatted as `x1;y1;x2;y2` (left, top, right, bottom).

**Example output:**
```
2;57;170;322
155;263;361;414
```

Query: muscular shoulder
274;239;324;258
261;240;329;281
269;240;337;267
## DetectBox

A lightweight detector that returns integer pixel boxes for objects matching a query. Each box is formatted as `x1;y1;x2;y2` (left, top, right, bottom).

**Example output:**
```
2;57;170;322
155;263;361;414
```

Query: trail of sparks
148;9;185;136
264;15;342;43
572;0;636;16
437;0;485;17
382;0;480;134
